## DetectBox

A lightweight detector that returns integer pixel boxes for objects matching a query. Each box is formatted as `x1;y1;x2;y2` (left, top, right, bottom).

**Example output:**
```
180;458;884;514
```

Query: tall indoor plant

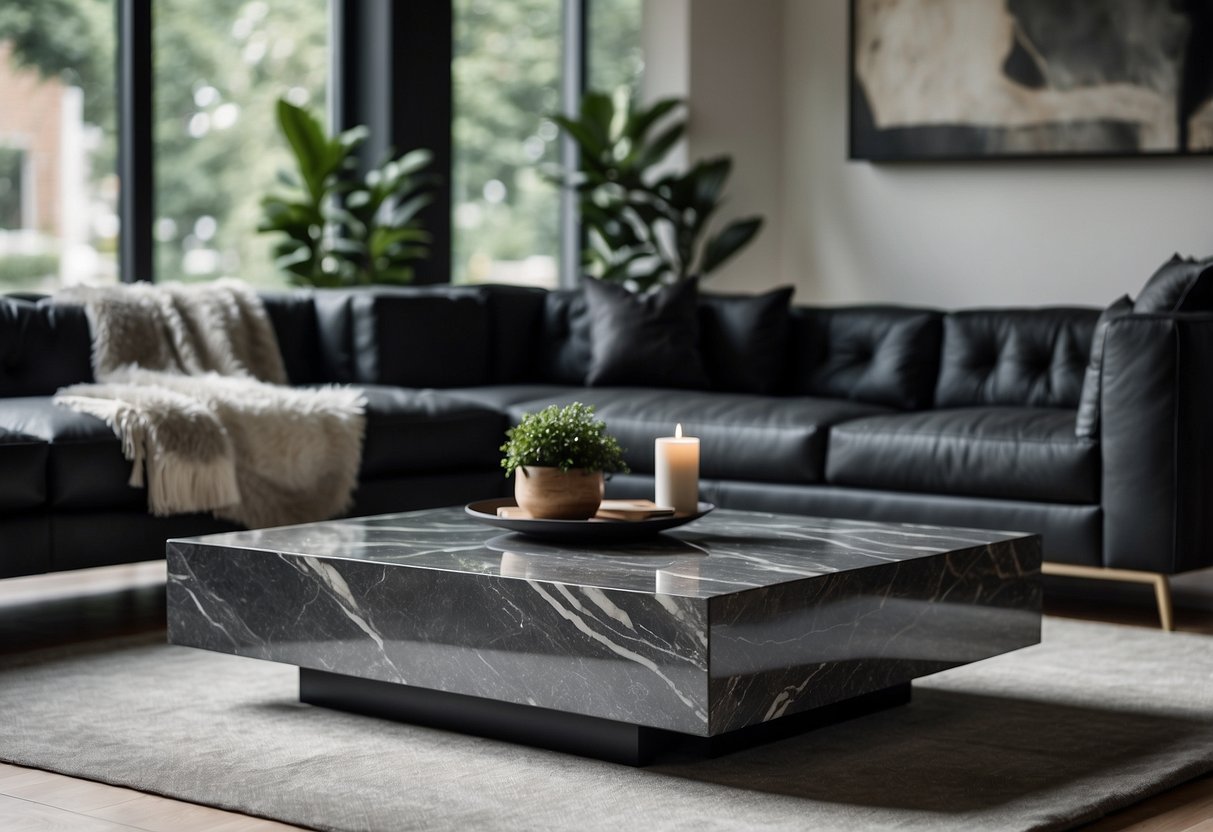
551;91;764;291
259;99;434;287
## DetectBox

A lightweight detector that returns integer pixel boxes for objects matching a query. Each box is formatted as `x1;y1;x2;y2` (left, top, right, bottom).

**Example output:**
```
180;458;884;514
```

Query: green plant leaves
550;91;763;287
500;403;629;477
701;217;764;275
625;98;682;143
260;98;434;287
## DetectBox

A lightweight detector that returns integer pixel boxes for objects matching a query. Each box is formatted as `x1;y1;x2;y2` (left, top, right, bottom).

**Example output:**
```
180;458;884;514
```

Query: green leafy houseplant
258;99;434;287
501;403;628;520
501;403;628;477
551;91;764;291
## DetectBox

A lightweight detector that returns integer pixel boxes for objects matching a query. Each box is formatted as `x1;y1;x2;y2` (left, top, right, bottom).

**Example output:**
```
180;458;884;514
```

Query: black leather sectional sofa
2;277;1211;599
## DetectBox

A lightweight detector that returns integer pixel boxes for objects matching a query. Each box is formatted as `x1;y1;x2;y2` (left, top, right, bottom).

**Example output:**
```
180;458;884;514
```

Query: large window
0;1;645;294
588;0;644;100
0;146;26;230
453;0;644;288
452;0;562;287
153;0;329;287
0;1;118;292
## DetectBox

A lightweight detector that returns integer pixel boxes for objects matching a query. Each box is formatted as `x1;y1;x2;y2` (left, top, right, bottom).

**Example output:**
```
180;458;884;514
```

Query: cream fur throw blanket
53;279;366;528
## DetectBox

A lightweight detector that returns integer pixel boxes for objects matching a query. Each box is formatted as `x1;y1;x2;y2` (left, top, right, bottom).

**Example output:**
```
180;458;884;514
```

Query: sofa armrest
1100;313;1213;573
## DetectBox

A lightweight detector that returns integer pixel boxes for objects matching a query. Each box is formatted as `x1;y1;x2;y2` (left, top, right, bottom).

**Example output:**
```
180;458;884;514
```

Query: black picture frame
849;0;1213;162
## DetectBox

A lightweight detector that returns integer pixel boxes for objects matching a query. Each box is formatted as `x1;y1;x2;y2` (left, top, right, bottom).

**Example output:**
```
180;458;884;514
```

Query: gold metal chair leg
1042;562;1176;631
1152;574;1174;632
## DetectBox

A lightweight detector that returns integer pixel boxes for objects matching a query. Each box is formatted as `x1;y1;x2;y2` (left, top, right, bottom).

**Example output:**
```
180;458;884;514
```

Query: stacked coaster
496;500;674;521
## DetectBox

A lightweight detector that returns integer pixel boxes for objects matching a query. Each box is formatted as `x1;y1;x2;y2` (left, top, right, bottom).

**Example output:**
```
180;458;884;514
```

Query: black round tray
464;498;714;542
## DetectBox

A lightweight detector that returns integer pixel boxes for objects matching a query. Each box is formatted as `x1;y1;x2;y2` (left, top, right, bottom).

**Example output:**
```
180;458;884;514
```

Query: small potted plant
501;403;628;520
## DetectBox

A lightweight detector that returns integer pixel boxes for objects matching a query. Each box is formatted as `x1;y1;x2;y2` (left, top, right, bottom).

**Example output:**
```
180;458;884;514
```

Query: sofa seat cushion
505;388;891;484
0;397;144;510
443;385;589;412
0;421;48;512
826;407;1098;503
358;386;507;479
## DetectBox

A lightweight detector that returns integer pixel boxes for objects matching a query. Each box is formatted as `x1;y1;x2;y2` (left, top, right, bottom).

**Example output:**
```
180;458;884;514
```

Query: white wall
780;0;1213;307
639;0;785;294
651;1;1213;306
640;0;689;173
683;0;786;294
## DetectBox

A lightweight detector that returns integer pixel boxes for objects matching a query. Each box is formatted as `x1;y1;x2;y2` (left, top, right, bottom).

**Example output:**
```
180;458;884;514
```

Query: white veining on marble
289;554;407;683
170;507;1031;600
168;506;1039;736
526;579;708;724
580;586;636;631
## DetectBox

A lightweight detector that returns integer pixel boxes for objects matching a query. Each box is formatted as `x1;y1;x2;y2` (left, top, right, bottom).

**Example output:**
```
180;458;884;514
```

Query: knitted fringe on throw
52;281;366;528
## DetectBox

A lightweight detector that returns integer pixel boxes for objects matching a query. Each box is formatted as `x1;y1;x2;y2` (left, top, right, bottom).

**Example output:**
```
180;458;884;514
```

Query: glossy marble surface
168;507;1042;736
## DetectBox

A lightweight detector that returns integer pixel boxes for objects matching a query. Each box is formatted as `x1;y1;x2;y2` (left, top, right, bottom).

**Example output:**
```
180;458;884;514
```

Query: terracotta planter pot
514;466;604;520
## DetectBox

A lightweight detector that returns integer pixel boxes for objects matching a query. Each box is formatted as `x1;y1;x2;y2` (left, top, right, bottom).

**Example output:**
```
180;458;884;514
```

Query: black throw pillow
537;289;593;384
1134;254;1213;312
698;286;795;394
583;277;710;389
1075;294;1132;439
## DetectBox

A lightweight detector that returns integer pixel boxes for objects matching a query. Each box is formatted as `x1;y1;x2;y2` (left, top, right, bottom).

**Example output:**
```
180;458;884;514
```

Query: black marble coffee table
167;507;1041;763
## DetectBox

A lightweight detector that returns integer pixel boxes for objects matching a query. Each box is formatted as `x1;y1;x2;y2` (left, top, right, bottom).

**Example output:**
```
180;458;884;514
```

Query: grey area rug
1;618;1210;832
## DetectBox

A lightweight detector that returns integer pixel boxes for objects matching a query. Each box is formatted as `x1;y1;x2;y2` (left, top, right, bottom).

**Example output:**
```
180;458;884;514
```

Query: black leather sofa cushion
444;385;588;412
0;431;47;511
349;288;492;388
0;515;50;578
604;475;1102;568
358;386;506;478
50;511;235;572
482;285;547;384
0;388;519;517
935;308;1096;409
0;397;145;510
1134;254;1213;312
1075;296;1132;439
351;472;507;517
540;286;797;391
312;291;360;383
261;291;327;385
506;388;890;484
827;407;1099;504
583;278;710;389
0;298;93;397
788;306;942;409
699;287;794;395
537;289;592;385
1099;313;1213;574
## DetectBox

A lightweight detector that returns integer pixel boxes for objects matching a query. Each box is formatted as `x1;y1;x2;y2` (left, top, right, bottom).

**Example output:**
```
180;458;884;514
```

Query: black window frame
114;0;590;287
117;0;153;283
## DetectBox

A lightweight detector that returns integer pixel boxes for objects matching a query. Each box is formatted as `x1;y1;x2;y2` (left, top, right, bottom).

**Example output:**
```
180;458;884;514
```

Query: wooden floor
0;562;1210;832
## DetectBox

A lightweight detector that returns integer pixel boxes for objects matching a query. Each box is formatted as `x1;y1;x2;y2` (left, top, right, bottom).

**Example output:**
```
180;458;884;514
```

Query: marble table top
173;507;1032;600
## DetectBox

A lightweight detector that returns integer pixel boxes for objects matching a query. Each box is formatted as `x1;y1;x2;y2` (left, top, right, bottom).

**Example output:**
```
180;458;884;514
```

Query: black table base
300;668;911;766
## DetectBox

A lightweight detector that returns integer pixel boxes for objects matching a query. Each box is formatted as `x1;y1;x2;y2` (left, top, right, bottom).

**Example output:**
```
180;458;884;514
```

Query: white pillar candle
654;423;699;515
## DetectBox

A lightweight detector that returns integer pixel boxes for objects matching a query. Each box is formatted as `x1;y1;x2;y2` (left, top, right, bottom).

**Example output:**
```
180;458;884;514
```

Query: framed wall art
849;0;1213;161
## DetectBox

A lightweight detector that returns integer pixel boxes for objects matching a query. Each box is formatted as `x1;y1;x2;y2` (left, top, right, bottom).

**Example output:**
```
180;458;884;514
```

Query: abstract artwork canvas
850;0;1213;160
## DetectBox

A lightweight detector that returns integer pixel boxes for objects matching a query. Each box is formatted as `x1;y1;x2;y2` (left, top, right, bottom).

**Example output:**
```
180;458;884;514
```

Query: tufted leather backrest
0;297;94;397
788;306;943;409
935;308;1098;409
